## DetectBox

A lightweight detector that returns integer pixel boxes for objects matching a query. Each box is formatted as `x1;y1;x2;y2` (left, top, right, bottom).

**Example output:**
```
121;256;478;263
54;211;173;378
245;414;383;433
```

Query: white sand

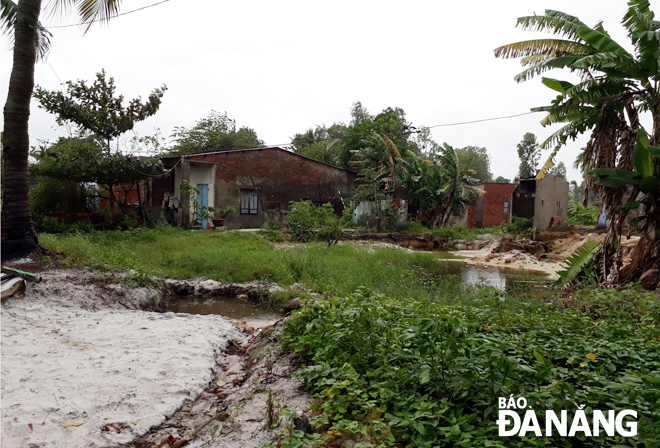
1;271;246;448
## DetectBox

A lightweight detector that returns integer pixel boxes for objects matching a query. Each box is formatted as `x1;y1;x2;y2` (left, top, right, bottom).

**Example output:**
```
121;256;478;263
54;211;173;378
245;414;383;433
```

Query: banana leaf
555;241;601;288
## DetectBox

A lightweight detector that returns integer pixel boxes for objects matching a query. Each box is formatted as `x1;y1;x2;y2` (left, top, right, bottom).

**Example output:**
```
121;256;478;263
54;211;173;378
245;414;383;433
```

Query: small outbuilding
512;174;569;230
462;174;569;230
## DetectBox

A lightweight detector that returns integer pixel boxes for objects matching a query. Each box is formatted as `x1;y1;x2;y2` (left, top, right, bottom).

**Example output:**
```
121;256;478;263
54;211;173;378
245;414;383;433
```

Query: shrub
401;221;431;234
92;209;114;230
69;219;95;233
117;216;138;230
39;216;68;233
29;177;80;217
568;203;601;227
287;200;349;246
431;224;478;240
501;217;534;235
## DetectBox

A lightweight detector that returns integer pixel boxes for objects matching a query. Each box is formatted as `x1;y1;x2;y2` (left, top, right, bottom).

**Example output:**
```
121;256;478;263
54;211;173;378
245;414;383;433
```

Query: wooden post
181;158;191;228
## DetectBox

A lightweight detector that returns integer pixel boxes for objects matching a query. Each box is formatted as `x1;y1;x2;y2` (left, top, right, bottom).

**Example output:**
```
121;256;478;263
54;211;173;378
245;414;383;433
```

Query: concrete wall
351;199;407;229
532;174;569;230
183;148;356;228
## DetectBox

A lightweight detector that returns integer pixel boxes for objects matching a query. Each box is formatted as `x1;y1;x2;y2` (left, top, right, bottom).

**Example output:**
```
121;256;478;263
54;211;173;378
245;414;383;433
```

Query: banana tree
397;144;480;228
495;1;660;285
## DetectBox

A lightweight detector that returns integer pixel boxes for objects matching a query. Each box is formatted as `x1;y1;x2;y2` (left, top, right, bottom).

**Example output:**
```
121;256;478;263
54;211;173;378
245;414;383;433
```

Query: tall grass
40;228;500;299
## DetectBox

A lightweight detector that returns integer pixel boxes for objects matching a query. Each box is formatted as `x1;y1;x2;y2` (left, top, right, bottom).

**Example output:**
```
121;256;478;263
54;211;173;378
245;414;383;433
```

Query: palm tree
1;0;120;259
494;2;660;285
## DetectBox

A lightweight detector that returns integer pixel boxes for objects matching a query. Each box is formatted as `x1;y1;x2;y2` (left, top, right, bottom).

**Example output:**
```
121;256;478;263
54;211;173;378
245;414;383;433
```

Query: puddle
169;296;285;328
433;259;550;291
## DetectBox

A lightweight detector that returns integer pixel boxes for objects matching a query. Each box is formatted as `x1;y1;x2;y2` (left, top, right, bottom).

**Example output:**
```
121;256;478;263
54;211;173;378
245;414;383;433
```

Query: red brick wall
467;184;517;228
467;197;477;228
99;182;145;213
481;183;517;228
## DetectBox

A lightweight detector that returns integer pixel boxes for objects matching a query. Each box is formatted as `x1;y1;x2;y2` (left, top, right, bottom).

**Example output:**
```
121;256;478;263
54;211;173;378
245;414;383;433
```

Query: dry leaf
132;420;138;425
29;388;35;393
216;379;225;387
62;421;85;428
28;423;33;431
586;353;597;361
206;408;217;417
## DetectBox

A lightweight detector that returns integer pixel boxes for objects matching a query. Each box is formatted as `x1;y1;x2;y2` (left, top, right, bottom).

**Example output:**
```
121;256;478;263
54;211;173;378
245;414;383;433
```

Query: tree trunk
2;0;42;260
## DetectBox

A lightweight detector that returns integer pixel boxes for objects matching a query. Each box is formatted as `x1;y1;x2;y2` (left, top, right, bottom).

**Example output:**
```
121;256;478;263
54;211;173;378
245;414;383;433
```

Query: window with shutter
240;189;259;215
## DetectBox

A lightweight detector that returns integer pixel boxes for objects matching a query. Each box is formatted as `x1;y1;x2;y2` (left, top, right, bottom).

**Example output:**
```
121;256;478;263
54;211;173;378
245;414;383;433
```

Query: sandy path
1;272;246;448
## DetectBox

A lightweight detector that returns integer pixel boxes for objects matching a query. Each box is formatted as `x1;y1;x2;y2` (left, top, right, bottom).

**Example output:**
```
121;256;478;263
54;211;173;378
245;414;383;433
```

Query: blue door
196;184;209;228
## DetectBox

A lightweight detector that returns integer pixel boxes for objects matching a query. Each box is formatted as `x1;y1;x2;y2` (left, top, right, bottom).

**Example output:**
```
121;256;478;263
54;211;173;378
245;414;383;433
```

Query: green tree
493;175;511;184
290;123;347;166
338;102;422;168
34;69;166;149
33;70;167;216
548;161;567;179
495;2;660;284
169;110;263;154
30;136;165;215
455;146;492;183
1;0;121;259
516;132;540;178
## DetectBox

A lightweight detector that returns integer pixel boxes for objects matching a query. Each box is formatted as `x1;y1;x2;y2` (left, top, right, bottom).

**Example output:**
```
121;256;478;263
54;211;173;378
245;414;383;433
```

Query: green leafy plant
215;206;236;218
287;200;349;246
555;241;601;288
567;203;601;226
282;287;660;447
39;216;67;234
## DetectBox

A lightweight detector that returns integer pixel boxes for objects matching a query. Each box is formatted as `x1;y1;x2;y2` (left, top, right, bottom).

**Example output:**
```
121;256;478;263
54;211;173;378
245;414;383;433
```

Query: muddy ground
1;267;311;448
452;232;641;279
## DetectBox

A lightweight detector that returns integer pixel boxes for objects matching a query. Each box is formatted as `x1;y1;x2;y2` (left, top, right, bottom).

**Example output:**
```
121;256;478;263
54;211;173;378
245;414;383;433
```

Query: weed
282;287;660;447
265;390;277;429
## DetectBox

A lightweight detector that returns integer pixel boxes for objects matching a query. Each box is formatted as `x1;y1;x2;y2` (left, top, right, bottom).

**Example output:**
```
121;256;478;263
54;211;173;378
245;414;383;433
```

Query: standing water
169;296;285;328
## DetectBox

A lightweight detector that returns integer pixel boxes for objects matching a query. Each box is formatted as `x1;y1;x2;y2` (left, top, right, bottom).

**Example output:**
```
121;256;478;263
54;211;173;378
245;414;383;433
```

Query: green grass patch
280;287;660;447
40;227;481;299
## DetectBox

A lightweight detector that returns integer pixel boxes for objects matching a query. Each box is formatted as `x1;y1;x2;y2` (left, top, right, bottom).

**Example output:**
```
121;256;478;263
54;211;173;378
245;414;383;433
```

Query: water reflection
434;259;549;291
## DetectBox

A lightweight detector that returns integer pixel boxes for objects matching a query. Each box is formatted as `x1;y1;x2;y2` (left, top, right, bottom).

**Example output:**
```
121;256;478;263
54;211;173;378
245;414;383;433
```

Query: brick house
467;183;517;228
151;147;356;228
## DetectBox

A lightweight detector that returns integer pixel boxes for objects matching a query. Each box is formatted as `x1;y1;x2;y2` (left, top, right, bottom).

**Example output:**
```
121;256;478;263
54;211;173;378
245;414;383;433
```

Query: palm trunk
2;0;42;260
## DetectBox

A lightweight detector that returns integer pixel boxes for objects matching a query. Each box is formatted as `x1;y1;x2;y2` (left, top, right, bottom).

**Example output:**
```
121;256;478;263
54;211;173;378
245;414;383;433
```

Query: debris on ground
1;266;42;300
493;237;546;255
341;232;449;250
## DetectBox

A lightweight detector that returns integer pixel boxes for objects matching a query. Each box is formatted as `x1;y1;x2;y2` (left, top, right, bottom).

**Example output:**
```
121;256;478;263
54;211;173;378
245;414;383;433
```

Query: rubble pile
485;249;543;266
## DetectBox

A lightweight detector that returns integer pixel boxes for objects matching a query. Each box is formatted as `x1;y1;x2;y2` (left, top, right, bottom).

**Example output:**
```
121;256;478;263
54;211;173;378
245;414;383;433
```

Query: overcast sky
2;0;658;183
